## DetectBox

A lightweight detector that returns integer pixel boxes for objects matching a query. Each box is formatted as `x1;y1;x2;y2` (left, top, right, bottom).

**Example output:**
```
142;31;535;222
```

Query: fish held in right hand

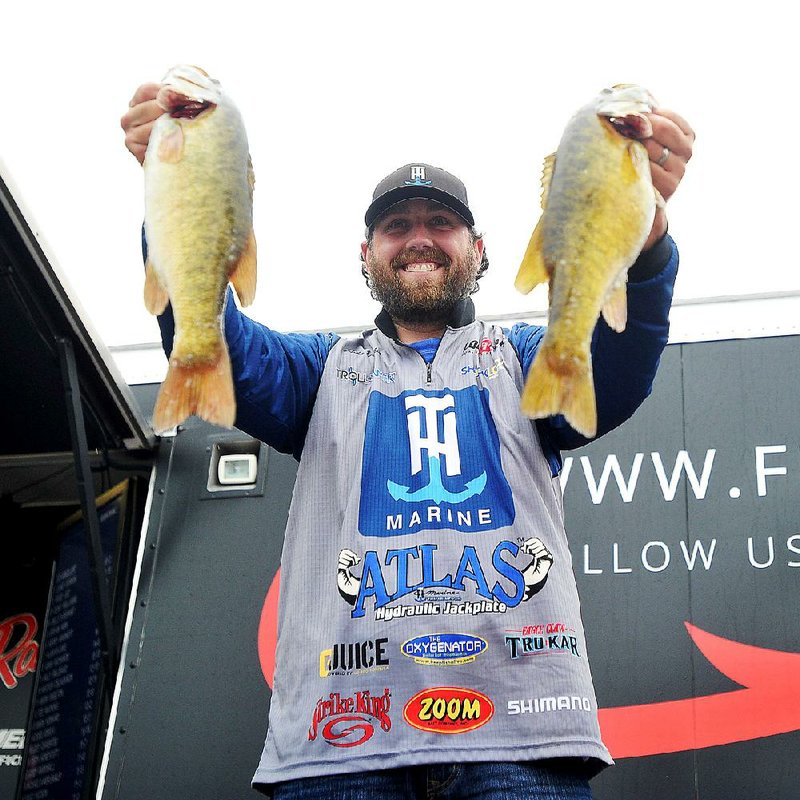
143;64;257;435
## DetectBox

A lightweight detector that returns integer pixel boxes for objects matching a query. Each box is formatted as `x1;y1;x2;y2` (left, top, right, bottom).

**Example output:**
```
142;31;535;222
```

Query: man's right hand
120;83;163;165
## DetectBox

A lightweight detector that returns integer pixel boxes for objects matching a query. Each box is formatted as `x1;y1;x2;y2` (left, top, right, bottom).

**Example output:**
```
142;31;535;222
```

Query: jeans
269;760;593;800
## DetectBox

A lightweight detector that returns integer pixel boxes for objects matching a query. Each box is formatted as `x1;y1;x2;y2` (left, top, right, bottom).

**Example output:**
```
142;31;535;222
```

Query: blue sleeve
143;228;338;457
509;235;679;474
223;299;338;457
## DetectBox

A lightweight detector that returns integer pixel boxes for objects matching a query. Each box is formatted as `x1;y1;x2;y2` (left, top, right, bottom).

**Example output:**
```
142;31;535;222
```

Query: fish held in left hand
514;84;661;438
143;64;257;435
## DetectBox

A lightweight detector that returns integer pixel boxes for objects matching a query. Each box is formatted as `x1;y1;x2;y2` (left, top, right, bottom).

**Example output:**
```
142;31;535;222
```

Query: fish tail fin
514;218;549;294
152;344;236;434
560;365;597;438
520;342;597;438
230;229;257;306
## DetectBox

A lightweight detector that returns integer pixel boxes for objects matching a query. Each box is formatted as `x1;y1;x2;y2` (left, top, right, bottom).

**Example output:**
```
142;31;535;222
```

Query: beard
366;244;480;325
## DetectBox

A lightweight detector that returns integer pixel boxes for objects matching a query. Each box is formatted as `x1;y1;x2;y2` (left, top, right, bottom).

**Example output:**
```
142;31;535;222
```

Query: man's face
361;199;484;325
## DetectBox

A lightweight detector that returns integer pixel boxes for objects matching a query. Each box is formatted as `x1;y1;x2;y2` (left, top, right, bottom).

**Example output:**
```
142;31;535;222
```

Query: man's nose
405;223;434;250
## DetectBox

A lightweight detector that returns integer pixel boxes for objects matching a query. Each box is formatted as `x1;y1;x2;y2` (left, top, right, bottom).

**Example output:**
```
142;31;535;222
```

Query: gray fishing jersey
252;319;614;787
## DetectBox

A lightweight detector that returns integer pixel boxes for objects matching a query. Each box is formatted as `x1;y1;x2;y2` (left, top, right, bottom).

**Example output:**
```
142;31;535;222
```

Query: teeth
404;262;438;272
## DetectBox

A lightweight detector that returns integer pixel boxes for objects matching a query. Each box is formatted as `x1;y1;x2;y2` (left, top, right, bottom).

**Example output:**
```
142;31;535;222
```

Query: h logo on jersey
388;394;486;504
404;166;432;187
358;387;514;537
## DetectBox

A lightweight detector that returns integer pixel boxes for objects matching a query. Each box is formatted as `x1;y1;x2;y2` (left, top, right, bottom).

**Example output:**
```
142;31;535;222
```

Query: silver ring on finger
656;146;670;167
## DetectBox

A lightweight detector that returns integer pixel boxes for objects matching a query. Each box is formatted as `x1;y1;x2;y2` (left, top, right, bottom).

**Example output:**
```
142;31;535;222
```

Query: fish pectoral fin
144;259;169;315
625;140;653;183
654;186;666;209
230;228;257;307
514;218;549;295
601;280;628;333
157;120;185;163
540;153;556;209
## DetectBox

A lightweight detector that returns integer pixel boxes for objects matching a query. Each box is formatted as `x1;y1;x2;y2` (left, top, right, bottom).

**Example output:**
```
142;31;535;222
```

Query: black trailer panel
102;412;293;799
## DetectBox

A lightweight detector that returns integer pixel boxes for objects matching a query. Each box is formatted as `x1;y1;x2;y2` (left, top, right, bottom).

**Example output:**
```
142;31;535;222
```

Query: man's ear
360;241;369;268
475;237;484;261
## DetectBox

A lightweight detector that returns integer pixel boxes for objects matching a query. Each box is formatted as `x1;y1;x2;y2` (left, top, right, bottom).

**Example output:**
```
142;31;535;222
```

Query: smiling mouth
401;262;441;273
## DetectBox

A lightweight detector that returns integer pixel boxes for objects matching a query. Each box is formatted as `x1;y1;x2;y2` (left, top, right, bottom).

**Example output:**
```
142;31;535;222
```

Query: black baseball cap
365;163;475;229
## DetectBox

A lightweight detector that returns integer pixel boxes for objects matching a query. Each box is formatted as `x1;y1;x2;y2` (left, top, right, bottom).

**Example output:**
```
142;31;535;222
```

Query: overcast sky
1;1;797;349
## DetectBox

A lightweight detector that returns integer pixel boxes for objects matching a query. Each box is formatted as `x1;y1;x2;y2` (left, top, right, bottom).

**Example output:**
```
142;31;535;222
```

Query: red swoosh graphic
257;568;281;687
259;580;800;756
599;622;800;757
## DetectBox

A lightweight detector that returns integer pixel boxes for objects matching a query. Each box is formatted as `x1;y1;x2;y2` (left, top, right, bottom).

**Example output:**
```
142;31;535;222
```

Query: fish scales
514;85;657;437
148;122;247;359
543;109;652;281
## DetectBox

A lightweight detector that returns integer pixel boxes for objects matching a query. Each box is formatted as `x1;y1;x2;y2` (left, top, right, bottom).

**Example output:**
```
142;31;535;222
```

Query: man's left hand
641;108;696;250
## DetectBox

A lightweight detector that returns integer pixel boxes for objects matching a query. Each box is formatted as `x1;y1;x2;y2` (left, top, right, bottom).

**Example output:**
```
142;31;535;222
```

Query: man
122;86;694;800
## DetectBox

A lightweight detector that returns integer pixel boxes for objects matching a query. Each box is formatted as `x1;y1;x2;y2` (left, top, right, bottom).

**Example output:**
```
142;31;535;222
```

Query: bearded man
122;80;694;798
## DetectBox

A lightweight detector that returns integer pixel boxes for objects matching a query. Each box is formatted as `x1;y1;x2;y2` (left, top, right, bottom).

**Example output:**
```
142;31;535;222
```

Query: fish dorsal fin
230;228;257;306
144;259;169;315
601;276;628;333
514;218;549;295
157;120;185;164
515;154;556;295
540;153;556;209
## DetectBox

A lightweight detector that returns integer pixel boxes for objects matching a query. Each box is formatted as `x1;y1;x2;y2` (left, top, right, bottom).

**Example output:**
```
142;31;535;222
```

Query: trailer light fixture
204;436;266;497
217;453;258;486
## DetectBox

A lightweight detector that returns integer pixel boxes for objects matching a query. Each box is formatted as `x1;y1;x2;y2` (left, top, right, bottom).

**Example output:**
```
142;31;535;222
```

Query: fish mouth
157;65;221;117
169;98;216;119
596;84;656;139
604;114;652;140
157;87;217;119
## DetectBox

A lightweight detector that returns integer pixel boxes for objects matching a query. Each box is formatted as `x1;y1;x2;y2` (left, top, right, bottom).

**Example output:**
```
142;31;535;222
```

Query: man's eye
431;216;452;226
385;219;407;231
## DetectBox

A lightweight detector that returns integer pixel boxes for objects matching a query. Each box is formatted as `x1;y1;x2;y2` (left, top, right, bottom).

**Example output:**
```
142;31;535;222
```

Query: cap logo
404;165;432;187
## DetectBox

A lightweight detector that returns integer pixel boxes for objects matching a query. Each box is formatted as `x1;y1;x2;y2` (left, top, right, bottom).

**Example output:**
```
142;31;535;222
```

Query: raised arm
123;82;338;456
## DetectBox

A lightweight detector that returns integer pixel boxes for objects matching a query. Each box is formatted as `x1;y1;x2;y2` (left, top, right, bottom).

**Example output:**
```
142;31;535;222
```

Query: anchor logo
387;394;487;504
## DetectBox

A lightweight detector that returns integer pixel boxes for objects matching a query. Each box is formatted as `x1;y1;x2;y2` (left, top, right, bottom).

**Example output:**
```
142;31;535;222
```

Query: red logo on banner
0;613;39;689
599;622;800;757
258;569;281;687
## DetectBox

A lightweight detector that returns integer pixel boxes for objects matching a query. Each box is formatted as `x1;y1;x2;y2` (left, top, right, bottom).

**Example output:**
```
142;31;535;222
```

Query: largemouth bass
143;64;256;434
514;84;659;437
